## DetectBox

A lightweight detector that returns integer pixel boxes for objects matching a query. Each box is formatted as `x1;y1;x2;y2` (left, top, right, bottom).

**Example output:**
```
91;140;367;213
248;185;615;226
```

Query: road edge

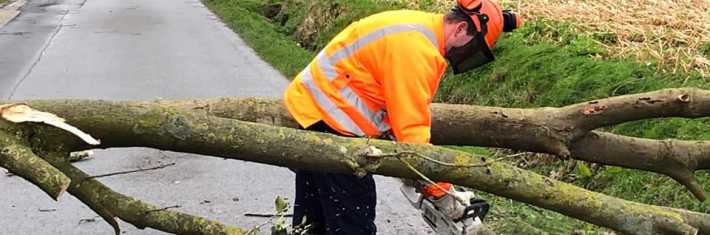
0;0;27;29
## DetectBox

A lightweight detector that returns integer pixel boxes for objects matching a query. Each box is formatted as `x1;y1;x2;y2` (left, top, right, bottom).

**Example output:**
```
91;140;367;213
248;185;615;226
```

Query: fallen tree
1;87;709;234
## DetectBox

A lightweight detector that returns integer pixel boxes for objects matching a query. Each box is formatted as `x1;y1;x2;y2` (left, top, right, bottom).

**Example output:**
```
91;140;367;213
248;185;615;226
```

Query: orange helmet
457;0;523;48
446;0;523;74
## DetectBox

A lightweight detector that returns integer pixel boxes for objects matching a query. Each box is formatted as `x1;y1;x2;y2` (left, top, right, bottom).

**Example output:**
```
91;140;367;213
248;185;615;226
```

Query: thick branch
561;87;710;130
671;208;710;234
20;101;707;234
0;126;70;200
47;153;121;235
571;131;710;201
164;88;710;154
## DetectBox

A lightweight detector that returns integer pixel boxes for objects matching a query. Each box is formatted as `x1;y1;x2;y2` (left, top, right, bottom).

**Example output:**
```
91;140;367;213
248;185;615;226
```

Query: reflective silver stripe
319;24;439;81
340;86;391;132
301;66;365;136
310;23;437;136
317;51;339;79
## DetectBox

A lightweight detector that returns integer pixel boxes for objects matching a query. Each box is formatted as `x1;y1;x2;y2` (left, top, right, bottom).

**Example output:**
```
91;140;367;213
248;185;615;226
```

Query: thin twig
248;219;273;234
87;163;176;179
370;149;525;204
370;151;523;168
244;213;294;218
373;151;486;167
246;213;288;234
490;152;527;163
144;205;181;214
398;157;466;204
78;216;101;225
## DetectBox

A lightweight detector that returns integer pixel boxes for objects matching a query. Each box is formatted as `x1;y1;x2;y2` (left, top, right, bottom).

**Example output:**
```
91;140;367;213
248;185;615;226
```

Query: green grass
205;0;314;77
204;0;406;77
204;0;710;233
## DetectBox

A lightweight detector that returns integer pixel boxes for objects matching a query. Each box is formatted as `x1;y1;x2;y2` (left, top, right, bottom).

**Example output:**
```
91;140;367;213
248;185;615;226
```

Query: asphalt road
0;0;431;234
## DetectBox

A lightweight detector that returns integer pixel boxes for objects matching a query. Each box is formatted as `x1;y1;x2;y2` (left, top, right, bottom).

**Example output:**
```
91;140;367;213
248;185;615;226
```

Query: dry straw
381;0;710;77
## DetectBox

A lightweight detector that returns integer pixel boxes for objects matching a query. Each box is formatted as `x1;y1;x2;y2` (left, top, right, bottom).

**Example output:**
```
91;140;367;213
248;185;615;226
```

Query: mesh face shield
446;8;495;74
446;31;494;74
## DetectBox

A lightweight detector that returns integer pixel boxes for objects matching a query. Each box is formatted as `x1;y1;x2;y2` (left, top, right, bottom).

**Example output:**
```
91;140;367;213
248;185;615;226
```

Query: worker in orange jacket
283;0;522;233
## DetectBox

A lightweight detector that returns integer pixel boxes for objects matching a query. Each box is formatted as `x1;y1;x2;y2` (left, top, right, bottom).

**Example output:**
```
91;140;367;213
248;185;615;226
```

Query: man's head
443;0;523;74
443;8;476;51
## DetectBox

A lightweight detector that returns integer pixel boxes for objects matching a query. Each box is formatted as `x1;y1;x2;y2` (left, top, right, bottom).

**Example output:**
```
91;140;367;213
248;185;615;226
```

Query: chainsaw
401;183;490;235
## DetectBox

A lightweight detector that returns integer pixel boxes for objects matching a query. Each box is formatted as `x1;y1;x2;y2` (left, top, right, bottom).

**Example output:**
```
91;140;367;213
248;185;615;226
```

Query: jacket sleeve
381;34;445;144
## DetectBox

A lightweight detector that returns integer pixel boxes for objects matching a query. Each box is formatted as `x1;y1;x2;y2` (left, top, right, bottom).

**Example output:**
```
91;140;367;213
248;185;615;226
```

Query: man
283;0;522;233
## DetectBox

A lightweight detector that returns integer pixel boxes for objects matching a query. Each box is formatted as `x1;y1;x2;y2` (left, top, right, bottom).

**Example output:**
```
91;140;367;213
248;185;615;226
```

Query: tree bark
7;99;708;235
0;122;70;200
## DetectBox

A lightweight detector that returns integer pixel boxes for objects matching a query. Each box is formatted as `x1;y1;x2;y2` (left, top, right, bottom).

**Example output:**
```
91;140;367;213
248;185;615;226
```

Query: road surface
0;0;431;234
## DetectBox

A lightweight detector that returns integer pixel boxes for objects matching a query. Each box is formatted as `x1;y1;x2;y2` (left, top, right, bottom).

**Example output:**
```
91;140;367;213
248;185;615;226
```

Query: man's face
447;21;475;51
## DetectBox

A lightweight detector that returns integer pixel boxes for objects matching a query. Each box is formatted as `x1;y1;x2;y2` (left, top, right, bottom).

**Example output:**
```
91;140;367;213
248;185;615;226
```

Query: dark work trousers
292;121;377;235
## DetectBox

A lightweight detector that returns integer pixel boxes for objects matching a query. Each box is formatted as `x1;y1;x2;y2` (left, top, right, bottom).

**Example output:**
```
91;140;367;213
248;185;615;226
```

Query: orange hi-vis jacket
284;10;448;144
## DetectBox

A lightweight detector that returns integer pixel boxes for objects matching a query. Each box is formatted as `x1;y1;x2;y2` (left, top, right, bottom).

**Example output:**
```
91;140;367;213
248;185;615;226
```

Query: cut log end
678;94;691;103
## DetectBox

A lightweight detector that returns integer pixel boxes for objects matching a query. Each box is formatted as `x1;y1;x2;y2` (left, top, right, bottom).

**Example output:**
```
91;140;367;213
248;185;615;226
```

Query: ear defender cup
502;10;523;32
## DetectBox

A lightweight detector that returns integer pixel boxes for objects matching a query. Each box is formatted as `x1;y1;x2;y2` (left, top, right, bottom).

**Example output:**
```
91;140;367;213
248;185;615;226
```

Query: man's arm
381;34;446;144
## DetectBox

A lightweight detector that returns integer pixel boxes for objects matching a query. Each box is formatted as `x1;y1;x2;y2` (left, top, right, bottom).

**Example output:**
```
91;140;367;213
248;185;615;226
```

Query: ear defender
502;10;523;32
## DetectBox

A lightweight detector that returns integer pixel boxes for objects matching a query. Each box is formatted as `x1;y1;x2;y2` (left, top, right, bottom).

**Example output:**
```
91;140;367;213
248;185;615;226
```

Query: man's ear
456;21;468;36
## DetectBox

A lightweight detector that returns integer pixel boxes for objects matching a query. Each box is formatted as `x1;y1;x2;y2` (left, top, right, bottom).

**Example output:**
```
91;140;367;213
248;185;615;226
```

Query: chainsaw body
401;184;488;235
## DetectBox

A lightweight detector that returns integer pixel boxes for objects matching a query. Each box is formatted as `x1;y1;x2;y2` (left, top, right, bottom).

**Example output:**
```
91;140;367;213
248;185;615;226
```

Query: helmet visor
447;34;494;74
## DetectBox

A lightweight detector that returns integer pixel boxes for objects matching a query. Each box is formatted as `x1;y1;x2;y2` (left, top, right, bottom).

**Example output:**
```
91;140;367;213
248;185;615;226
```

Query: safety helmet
446;0;523;74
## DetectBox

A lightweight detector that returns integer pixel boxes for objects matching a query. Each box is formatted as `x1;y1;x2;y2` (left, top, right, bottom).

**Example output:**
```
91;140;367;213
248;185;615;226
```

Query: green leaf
605;166;623;174
275;195;289;213
576;163;593;177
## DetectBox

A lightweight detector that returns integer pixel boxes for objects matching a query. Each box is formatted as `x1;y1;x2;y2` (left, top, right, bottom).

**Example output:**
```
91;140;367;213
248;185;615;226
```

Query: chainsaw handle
455;198;490;222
